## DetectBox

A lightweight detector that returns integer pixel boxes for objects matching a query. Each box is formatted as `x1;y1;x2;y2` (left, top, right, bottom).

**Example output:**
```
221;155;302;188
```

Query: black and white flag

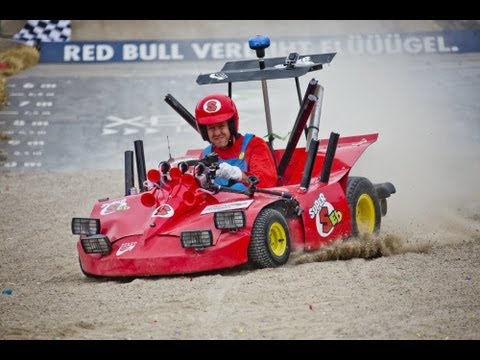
13;20;71;47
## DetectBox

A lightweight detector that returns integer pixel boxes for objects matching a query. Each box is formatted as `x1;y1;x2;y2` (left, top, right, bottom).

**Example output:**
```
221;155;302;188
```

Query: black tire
248;208;291;268
346;177;381;237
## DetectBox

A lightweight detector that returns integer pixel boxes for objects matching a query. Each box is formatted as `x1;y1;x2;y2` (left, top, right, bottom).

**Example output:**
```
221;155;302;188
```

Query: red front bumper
78;232;251;277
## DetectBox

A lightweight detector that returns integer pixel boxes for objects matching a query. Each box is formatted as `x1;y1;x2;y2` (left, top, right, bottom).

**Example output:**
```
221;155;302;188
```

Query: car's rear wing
196;53;336;85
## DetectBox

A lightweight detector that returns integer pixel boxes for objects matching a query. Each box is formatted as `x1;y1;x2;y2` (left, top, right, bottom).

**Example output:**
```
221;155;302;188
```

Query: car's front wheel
248;208;290;268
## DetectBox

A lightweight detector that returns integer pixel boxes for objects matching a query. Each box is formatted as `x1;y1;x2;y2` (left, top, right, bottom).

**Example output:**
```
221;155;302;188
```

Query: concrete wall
1;20;479;41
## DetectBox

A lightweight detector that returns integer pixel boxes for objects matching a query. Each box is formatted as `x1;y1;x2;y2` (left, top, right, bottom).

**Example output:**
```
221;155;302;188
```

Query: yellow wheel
249;208;290;268
347;177;381;237
269;222;287;257
356;193;376;234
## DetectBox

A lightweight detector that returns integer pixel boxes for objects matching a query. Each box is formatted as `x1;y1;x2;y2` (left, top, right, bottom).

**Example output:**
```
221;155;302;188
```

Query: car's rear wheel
248;208;290;268
346;177;381;237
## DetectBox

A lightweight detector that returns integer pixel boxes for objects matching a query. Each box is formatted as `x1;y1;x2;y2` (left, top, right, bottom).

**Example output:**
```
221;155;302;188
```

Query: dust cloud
291;234;430;265
304;52;479;249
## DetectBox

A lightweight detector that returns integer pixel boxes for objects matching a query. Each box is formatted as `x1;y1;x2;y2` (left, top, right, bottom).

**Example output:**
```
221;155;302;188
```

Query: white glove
217;162;243;181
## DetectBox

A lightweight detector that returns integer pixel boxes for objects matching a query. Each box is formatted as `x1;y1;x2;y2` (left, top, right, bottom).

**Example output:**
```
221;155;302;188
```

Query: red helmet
195;93;239;141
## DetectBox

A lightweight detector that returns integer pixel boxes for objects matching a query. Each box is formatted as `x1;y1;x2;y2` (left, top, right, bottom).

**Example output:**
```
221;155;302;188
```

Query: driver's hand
195;173;209;187
217;162;243;181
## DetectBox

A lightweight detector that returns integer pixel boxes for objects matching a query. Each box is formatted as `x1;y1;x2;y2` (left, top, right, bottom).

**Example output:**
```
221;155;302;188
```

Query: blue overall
202;133;254;191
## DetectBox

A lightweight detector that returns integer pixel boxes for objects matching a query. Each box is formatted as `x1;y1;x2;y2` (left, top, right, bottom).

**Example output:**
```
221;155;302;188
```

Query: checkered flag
13;20;71;47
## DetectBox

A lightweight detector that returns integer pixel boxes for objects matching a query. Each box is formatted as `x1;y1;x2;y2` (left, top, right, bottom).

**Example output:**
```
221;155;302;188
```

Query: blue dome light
248;35;271;50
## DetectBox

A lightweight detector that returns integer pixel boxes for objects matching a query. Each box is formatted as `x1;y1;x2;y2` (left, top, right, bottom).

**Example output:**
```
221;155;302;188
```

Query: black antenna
167;136;173;162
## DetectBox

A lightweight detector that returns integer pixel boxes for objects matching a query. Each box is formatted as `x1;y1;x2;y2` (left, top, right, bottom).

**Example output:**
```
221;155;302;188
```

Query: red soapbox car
71;35;395;277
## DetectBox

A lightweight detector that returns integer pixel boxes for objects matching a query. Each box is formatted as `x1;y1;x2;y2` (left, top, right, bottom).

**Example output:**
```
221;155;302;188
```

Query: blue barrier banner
39;30;480;63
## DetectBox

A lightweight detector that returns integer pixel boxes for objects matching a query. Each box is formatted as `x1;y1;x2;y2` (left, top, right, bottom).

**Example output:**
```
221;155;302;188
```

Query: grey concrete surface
1;20;480;173
1;51;479;173
0;73;203;171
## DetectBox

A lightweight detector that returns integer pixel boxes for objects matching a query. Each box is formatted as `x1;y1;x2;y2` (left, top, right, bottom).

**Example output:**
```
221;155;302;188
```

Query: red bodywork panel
78;133;378;277
276;133;378;186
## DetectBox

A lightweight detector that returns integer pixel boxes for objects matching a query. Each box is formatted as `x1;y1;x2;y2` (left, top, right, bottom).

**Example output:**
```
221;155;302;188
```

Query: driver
195;93;277;190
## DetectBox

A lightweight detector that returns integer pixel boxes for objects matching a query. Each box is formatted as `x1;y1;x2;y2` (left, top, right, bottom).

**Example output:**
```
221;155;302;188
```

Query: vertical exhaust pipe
306;84;324;150
320;132;339;184
124;150;134;196
300;139;319;190
302;79;319;138
134;140;147;193
277;94;317;179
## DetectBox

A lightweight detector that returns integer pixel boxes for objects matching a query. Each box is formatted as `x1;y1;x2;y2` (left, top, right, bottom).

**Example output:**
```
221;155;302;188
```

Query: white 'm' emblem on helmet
203;99;221;113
